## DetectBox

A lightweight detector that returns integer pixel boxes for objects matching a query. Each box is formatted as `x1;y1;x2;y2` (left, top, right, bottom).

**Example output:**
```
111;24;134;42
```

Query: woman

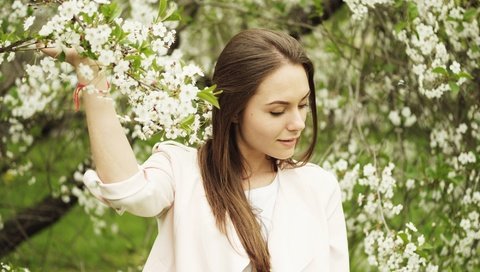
44;29;349;271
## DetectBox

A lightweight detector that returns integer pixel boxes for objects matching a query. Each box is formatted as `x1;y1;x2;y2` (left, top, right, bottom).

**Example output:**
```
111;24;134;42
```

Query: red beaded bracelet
73;83;86;111
73;82;110;111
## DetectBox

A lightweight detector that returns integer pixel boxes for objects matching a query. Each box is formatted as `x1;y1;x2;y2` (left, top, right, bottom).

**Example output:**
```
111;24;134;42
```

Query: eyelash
270;104;309;116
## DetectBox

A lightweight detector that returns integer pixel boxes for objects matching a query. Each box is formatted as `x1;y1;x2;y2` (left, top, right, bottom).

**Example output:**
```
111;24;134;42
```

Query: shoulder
152;140;197;157
148;141;198;168
287;162;337;183
282;162;339;194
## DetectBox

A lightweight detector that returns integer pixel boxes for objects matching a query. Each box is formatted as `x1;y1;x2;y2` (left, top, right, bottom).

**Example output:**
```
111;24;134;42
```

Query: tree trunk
0;193;78;257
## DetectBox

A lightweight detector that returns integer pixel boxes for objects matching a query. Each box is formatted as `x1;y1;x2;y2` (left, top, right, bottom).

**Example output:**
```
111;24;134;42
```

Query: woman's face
236;63;310;163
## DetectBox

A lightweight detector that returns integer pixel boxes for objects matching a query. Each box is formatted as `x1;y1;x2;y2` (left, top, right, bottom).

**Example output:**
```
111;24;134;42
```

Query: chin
271;151;295;161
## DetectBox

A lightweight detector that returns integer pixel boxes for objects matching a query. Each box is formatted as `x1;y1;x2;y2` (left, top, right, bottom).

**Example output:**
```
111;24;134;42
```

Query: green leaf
417;249;428;259
420;242;434;250
394;21;407;33
457;71;474;80
197;85;221;108
398;232;408;244
164;10;182;21
100;2;122;22
81;12;94;24
83;49;98;60
112;24;126;43
125;54;142;69
180;114;195;132
448;81;460;93
432;66;448;76
464;8;477;22
58;51;66;62
407;2;418;21
157;0;168;20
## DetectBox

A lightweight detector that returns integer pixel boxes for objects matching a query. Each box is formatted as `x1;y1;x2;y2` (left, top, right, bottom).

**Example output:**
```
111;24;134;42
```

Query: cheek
245;113;266;132
243;113;277;137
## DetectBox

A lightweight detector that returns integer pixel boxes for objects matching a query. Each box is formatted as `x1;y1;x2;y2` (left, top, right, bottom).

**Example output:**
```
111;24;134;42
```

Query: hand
37;43;101;85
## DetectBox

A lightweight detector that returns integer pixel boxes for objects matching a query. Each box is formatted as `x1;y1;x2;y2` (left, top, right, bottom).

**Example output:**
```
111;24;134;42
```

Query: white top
244;175;280;272
83;141;350;272
245;174;279;239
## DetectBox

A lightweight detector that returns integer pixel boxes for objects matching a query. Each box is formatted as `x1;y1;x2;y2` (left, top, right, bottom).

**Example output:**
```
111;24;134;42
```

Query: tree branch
0;188;79;257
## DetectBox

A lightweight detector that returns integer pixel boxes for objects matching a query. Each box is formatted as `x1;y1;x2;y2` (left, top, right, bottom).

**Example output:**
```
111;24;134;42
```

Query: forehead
253;63;310;103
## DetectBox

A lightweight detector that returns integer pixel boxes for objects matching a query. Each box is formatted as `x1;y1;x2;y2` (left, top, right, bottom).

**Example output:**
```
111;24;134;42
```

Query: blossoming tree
0;0;478;271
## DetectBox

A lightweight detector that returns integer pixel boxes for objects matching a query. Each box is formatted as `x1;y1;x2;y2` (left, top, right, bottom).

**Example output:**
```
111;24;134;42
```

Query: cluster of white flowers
433;187;480;269
13;0;213;144
457;152;476;165
0;41;16;67
316;88;342;115
358;163;403;219
0;262;30;272
4;161;33;182
5;118;33;149
364;223;437;271
430;121;471;155
388;107;417;127
393;1;479;99
128;0;153;23
116;48;209;142
323;157;406;237
5;59;75;119
344;0;394;21
429;117;478;178
53;163;112;235
3;1;28;34
0;0;217;247
468;106;480;151
307;1;479;270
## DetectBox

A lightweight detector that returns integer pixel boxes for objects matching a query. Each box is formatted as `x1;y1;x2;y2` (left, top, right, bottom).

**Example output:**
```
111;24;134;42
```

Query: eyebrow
266;90;311;106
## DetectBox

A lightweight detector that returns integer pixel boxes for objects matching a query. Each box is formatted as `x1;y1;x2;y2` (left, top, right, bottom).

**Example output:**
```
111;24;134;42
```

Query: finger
36;42;62;58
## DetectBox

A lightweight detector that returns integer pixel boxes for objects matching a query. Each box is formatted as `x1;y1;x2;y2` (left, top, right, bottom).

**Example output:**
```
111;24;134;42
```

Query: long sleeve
83;141;185;217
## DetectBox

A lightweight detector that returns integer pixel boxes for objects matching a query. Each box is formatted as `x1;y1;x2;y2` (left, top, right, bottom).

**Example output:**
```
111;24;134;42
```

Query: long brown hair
198;29;318;271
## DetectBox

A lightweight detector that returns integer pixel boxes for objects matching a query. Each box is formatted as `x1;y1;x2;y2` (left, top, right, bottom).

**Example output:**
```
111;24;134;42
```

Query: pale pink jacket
83;141;350;272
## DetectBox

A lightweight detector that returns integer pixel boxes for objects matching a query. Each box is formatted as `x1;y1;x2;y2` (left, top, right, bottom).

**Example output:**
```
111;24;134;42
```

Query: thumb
37;42;63;59
37;42;85;67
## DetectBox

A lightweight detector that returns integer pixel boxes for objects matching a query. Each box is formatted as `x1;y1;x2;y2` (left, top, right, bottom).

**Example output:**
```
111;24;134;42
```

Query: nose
287;109;306;132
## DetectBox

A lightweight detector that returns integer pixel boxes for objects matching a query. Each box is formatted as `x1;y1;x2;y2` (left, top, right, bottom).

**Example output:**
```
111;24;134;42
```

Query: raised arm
42;46;138;183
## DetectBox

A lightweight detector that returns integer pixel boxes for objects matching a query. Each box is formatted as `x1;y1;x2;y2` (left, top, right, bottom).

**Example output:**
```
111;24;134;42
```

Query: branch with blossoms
307;0;479;270
1;0;219;144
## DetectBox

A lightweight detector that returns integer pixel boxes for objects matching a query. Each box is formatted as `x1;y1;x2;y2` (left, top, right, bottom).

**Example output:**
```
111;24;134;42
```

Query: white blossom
406;222;418;232
450;61;461;74
458;152;476;165
77;63;94;81
23;16;35;31
388;110;401;126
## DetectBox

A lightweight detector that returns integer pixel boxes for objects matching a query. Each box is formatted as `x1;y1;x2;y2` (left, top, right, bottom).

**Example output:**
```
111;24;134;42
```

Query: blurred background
1;0;479;271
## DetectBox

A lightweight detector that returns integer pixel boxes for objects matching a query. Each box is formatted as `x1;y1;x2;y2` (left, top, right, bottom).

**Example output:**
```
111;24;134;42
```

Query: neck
240;154;277;190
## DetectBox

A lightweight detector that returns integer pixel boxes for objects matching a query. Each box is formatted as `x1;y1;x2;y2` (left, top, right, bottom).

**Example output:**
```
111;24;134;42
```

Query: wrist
75;61;102;85
74;81;111;111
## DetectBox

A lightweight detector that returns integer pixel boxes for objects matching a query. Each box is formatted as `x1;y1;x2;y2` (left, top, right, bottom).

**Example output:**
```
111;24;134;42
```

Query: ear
232;115;239;123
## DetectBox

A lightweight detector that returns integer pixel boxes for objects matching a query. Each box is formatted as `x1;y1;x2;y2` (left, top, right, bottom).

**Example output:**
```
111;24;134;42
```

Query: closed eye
270;104;308;116
299;103;309;109
270;111;284;116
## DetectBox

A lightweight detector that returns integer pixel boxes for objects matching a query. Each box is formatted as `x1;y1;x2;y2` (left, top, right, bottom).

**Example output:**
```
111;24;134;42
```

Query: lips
278;138;297;142
278;138;298;147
